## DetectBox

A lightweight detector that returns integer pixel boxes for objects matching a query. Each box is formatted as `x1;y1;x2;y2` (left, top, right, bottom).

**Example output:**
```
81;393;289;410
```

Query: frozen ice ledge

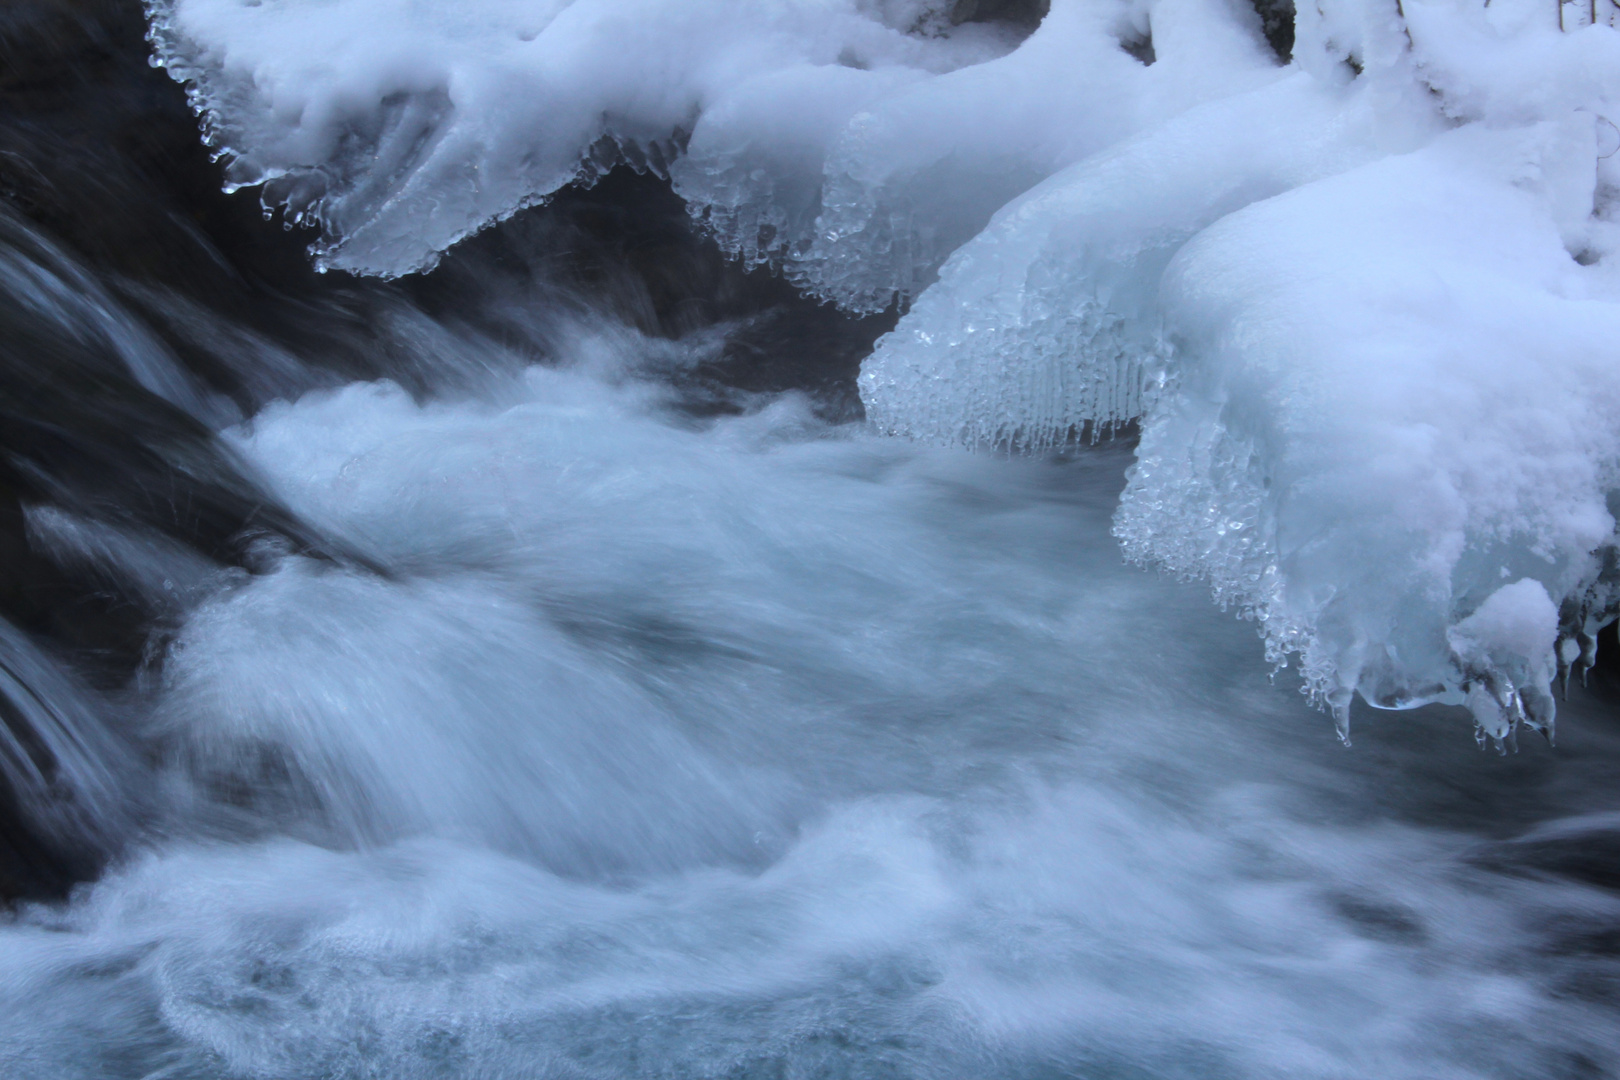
147;0;1620;744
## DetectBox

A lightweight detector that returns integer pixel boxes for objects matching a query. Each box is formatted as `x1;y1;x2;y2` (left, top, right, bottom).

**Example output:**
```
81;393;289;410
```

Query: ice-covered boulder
678;0;1281;309
867;0;1620;740
858;70;1436;448
1116;120;1620;741
146;0;1281;290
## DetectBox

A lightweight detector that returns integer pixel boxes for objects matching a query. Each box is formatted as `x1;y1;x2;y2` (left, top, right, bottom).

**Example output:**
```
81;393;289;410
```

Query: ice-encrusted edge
146;0;693;277
1114;406;1620;751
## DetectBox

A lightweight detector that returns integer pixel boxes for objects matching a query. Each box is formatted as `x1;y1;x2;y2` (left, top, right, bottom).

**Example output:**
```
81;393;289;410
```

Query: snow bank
144;0;998;276
858;71;1432;448
869;0;1620;741
148;0;1620;740
676;0;1279;309
1117;120;1620;741
146;0;1280;288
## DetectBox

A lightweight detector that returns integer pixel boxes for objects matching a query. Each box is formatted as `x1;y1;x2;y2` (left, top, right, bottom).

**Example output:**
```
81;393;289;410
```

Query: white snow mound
146;0;1280;292
873;0;1620;741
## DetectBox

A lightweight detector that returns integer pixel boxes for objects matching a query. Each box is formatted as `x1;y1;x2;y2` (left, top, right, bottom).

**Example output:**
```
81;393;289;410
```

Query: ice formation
144;0;1010;279
867;1;1620;740
145;0;1279;293
147;0;1620;740
1114;117;1620;743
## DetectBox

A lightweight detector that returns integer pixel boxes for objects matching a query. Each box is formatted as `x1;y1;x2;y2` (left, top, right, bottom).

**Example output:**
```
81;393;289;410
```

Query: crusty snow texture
148;0;1620;740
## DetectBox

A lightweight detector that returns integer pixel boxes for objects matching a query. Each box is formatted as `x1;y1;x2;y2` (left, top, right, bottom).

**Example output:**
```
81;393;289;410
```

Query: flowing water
4;345;1620;1078
2;4;1620;1078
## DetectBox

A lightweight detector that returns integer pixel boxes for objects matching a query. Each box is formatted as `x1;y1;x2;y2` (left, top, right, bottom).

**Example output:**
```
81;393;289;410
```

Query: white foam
4;352;1619;1076
8;787;1613;1080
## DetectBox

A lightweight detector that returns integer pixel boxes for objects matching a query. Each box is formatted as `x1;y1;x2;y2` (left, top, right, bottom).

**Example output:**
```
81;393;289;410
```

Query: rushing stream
4;353;1620;1079
3;1;1620;1078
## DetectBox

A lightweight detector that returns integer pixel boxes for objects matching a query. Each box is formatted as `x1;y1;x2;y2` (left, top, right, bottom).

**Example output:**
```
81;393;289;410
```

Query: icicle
1327;687;1353;747
1558;634;1581;700
1521;681;1558;747
1464;678;1516;755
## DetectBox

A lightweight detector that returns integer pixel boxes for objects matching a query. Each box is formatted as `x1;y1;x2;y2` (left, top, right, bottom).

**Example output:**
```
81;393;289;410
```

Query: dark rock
1251;0;1295;63
951;0;1050;28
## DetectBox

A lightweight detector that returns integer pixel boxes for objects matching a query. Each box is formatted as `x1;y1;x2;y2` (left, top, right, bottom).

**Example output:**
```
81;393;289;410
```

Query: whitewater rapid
3;350;1620;1078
